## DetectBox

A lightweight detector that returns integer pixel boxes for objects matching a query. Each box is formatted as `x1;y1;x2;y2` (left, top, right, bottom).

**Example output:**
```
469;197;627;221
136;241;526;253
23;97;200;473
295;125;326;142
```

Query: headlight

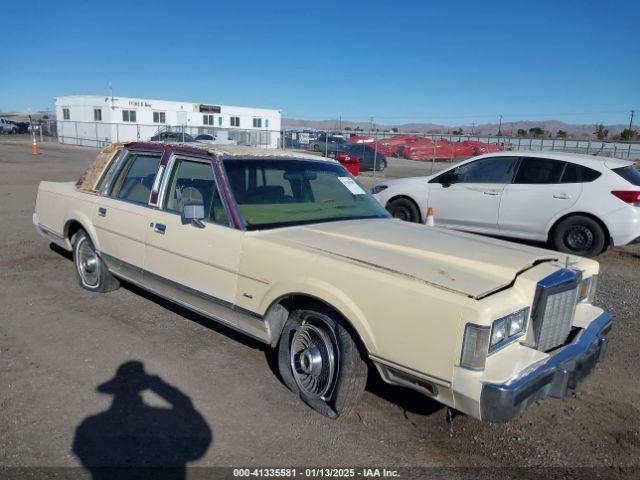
371;185;388;195
577;275;598;303
489;308;529;353
490;318;507;348
461;308;530;370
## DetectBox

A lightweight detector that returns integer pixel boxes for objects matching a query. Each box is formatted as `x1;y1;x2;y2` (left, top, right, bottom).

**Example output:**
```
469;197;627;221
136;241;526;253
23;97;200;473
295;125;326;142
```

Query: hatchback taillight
611;190;640;206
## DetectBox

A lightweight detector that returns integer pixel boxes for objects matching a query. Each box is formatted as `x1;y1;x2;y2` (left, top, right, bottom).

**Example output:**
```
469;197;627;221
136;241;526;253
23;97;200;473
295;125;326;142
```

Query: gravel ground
0;138;638;477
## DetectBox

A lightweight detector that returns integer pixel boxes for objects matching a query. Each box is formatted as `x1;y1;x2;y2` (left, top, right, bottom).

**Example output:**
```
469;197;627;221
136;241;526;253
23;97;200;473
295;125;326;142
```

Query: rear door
427;156;519;233
499;157;582;240
92;150;162;283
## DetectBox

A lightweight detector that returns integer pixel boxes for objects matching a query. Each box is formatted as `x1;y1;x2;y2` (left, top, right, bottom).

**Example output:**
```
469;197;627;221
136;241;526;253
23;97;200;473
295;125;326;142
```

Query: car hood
259;218;559;299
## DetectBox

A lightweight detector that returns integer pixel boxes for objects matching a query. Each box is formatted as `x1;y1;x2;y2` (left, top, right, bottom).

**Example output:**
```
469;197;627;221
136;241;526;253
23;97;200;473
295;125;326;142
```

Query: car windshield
223;158;389;230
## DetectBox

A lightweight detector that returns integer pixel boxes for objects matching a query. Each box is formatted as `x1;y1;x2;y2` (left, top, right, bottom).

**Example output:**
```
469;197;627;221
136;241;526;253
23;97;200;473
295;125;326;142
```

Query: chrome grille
531;269;580;352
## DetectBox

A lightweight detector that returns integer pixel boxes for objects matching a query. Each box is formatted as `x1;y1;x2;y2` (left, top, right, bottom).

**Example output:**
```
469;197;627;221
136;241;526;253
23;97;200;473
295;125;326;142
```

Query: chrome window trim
157;153;235;229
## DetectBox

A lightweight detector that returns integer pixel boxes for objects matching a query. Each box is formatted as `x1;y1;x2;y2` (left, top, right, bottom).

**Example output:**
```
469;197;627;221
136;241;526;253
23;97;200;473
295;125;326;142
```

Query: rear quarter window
560;163;601;183
613;165;640;186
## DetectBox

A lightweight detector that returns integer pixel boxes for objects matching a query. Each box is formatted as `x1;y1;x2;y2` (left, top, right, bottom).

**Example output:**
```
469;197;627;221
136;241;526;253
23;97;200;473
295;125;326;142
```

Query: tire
551;215;606;258
277;308;368;418
387;197;420;223
72;230;119;292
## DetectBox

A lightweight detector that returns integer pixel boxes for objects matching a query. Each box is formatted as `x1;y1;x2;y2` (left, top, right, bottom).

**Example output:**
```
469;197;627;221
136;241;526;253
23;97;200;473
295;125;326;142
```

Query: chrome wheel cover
290;321;337;400
76;237;100;287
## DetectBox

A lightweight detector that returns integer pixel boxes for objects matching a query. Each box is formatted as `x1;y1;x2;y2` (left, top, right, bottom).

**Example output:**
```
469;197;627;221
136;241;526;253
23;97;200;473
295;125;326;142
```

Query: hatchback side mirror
182;204;205;228
439;171;458;188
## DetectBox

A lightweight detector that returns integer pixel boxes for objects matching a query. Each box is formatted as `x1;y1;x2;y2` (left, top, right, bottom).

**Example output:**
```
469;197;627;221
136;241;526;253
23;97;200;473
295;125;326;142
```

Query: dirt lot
0;138;639;476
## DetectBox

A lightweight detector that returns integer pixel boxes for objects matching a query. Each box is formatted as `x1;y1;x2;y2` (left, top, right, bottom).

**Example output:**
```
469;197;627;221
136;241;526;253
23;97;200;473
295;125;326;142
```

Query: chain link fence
31;119;640;179
282;129;640;178
36;119;281;149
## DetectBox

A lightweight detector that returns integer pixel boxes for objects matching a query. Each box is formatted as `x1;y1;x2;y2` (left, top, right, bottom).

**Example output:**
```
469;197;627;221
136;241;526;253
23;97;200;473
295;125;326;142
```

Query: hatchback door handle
153;223;166;234
553;193;572;199
98;207;107;217
483;190;500;196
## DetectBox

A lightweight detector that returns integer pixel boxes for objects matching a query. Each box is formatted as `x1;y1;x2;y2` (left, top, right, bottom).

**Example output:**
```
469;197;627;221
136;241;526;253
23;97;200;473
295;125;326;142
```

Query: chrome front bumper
480;312;612;423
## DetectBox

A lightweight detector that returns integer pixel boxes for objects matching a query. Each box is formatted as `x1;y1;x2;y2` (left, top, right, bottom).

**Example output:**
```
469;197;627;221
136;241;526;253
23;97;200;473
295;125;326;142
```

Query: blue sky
1;0;638;125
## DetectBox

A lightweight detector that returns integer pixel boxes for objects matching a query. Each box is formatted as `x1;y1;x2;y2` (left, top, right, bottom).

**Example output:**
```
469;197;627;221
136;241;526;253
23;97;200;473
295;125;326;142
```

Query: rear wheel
551;215;606;258
277;308;368;418
387;197;420;223
72;230;119;292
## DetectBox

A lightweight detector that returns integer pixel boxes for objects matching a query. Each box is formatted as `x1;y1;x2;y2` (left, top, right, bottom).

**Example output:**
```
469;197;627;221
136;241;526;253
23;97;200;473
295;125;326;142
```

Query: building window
122;110;136;122
253;118;262;128
62;108;70;120
93;108;102;121
203;114;215;125
153;111;166;124
230;116;240;127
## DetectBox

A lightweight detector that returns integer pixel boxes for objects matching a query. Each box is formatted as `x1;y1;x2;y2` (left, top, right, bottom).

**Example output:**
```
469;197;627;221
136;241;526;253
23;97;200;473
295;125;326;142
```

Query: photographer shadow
72;361;212;480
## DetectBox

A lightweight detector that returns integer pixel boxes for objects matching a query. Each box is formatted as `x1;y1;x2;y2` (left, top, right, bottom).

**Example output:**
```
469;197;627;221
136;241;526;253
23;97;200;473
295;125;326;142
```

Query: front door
92;151;162;283
144;155;245;328
427;156;519;233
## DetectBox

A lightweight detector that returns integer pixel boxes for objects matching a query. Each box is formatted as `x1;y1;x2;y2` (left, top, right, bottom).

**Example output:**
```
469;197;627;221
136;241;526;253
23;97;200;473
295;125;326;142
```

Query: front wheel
551;215;606;257
73;230;119;292
387;197;420;223
277;308;368;418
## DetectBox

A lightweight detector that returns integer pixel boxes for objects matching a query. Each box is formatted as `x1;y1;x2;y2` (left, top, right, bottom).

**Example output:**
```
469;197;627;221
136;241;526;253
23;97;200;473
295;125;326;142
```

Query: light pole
498;115;503;136
629;110;635;140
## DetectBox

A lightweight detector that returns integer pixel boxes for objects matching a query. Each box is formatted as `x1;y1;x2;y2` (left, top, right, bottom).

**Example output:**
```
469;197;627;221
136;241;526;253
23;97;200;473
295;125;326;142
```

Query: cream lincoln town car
33;142;612;422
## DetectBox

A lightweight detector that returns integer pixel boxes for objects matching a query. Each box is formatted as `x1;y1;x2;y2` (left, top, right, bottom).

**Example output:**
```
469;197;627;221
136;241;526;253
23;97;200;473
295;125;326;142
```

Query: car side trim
369;353;452;388
99;252;271;344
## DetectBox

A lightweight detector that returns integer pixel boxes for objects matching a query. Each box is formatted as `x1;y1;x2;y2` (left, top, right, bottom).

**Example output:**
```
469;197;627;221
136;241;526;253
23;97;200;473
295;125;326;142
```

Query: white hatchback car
372;152;640;257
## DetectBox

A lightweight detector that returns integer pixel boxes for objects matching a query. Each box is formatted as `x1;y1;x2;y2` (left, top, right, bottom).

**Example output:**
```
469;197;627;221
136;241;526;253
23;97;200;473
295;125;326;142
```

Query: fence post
586;140;591;155
74;122;78;146
372;130;378;178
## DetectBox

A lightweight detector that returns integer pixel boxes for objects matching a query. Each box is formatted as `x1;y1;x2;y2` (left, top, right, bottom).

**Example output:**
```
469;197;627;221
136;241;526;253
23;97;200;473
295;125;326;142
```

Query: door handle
153;223;166;234
553;193;572;199
483;190;500;196
98;207;107;217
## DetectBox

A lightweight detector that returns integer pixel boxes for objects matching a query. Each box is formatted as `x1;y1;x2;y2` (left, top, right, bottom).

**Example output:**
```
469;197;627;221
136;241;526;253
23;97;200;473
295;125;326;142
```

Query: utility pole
339;115;342;131
629;110;635;140
370;116;374;132
498;115;503;136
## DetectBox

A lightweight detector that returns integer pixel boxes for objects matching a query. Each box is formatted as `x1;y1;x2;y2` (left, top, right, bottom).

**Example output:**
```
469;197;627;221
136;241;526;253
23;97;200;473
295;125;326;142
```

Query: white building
54;94;282;148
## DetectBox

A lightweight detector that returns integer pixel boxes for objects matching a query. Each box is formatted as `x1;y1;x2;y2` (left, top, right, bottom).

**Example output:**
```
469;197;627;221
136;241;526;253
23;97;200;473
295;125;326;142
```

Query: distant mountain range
283;118;631;139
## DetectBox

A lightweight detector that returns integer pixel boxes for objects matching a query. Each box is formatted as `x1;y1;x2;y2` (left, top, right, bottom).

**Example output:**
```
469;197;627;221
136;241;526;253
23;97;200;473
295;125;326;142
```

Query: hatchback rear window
613;165;640;186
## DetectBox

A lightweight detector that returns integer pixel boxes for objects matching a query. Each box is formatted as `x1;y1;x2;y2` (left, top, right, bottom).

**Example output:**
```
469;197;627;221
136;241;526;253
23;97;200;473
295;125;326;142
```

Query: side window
561;163;601;183
110;154;161;205
452;156;519;183
514;157;564;184
164;159;229;226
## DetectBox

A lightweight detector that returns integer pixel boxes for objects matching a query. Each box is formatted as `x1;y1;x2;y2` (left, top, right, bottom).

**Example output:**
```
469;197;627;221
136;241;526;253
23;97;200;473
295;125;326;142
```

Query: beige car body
33;143;611;422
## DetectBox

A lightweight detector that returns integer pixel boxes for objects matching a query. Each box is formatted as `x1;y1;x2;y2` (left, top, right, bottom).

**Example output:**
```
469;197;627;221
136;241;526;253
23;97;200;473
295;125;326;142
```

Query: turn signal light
611;190;640;206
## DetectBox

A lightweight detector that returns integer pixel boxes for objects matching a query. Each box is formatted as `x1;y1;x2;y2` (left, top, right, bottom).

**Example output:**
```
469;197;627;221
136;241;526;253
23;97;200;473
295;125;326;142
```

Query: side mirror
181;204;205;228
439;171;458;188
